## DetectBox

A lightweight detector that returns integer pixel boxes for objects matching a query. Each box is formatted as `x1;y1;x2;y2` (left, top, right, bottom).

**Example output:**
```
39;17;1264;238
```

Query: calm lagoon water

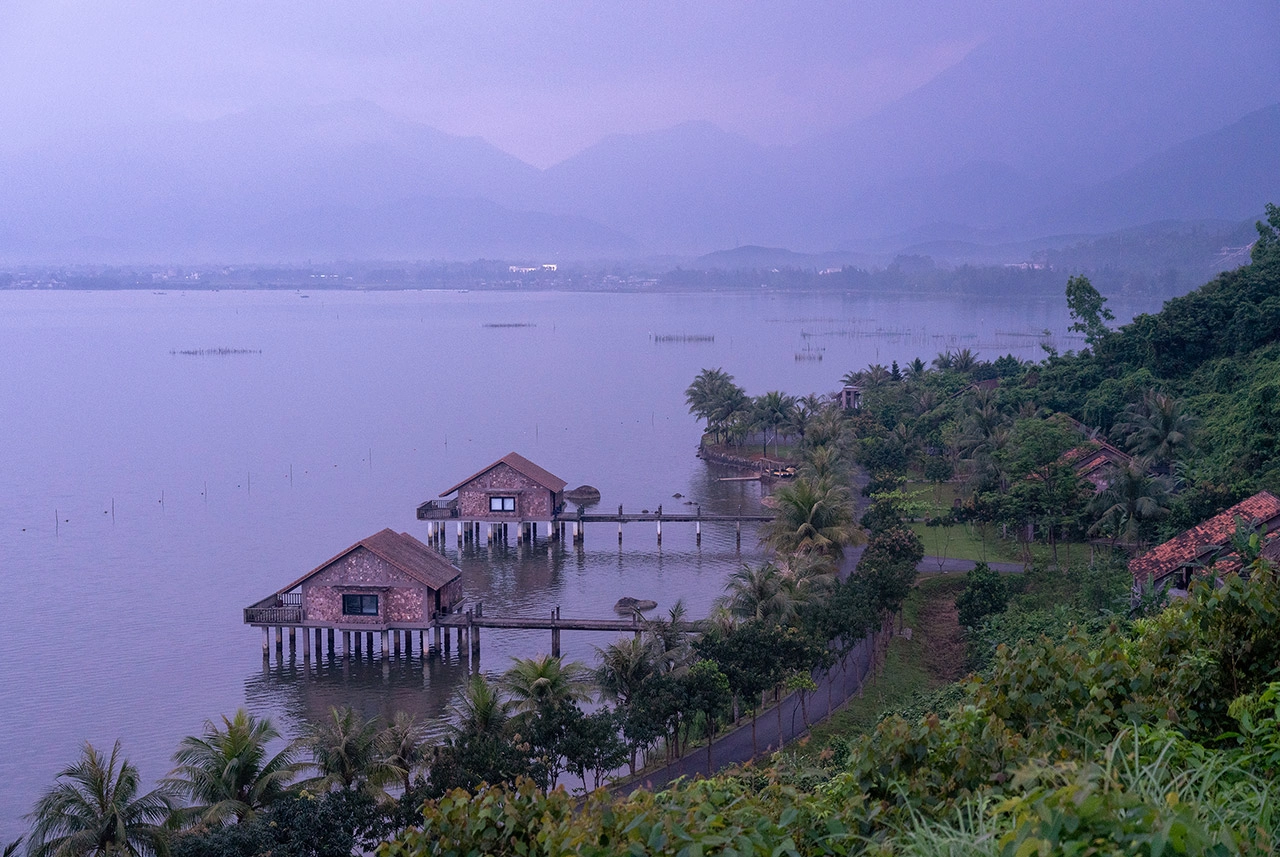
0;287;1161;833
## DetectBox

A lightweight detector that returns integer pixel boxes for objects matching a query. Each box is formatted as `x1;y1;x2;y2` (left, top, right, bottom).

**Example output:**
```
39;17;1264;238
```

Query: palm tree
799;443;846;484
785;395;824;446
685;368;747;445
502;654;593;716
1089;460;1172;548
751;391;796;456
643;599;693;673
26;741;173;857
166;709;300;826
375;712;431;794
719;562;796;624
761;477;861;561
860;364;893;389
1118;390;1197;472
299;706;385;794
450;675;512;739
685;368;734;440
593;637;657;707
932;351;955;371
903;357;928;380
951;348;979;373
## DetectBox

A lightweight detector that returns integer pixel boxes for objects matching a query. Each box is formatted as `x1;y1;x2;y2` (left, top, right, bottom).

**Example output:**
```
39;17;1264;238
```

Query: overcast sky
0;1;1275;167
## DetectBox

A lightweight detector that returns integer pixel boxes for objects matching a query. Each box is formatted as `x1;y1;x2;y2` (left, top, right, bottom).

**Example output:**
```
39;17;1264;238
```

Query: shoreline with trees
15;204;1280;856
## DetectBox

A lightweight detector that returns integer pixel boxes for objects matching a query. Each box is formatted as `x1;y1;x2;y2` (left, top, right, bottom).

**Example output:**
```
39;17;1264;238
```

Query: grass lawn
795;575;968;758
911;522;1005;562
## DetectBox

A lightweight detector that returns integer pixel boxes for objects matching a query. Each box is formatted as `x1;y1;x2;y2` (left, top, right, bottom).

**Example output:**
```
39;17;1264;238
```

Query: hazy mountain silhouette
1032;104;1280;234
0;4;1276;264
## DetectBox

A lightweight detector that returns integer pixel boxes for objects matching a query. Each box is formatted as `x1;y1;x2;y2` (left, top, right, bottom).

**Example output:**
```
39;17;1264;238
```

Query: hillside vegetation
372;207;1280;855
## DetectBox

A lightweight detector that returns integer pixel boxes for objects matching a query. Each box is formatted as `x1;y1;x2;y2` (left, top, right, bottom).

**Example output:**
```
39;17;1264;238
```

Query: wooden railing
244;606;304;625
416;499;460;519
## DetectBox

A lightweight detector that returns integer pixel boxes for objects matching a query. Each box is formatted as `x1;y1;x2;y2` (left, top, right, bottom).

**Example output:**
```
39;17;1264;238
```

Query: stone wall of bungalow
456;462;559;519
301;546;457;625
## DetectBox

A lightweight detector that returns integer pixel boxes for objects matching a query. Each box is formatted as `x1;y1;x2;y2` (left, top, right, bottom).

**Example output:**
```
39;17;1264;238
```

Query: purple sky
0;1;1275;167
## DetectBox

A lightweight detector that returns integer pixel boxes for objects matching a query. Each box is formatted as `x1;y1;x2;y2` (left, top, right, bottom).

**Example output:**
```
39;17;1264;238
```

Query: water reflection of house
416;451;567;543
1128;491;1280;592
1060;440;1132;493
244;529;462;654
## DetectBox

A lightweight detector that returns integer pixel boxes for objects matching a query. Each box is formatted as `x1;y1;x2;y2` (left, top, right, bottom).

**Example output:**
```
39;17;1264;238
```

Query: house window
342;594;378;616
489;496;516;512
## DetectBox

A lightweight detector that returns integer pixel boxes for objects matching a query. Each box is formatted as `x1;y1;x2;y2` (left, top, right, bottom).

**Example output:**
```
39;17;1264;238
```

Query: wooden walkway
436;606;703;656
553;511;775;524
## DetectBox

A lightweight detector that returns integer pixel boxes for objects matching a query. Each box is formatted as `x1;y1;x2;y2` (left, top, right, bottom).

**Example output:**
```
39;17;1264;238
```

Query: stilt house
244;528;462;631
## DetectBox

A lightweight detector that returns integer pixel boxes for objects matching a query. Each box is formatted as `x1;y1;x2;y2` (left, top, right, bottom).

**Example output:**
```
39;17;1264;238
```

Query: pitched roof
1060;441;1132;486
439;452;567;497
275;528;460;595
1128;491;1280;584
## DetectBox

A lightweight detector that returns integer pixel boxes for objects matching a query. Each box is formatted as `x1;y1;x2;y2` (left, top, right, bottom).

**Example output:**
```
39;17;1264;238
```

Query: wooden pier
421;504;774;549
437;604;704;657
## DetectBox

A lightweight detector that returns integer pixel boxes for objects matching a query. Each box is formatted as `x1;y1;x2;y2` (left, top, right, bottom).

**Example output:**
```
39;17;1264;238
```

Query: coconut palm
799;443;846;484
751;391;796;456
952;348;979;373
450;676;512;739
643;599;693;673
719;562;796;625
593;637;657;707
26;741;173;857
778;551;838;599
502;654;593;716
1117;390;1197;472
1089;460;1172;547
299;706;385;794
685;368;747;444
165;709;301;826
860;364;893;389
932;351;955;371
375;712;431;794
761;477;861;561
903;357;928;380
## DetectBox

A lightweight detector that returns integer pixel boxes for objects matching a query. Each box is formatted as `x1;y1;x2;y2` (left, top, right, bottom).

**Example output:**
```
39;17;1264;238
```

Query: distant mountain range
0;12;1276;265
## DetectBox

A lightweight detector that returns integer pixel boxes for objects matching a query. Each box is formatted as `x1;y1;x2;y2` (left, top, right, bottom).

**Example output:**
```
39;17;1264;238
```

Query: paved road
617;636;875;794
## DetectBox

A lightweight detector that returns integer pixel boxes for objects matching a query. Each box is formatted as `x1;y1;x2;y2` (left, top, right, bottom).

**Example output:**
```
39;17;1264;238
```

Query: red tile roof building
1128;491;1280;589
1060;440;1133;493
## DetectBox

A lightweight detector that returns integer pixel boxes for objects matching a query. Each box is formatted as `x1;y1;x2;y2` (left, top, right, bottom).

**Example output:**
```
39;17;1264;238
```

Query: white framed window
489;496;516;512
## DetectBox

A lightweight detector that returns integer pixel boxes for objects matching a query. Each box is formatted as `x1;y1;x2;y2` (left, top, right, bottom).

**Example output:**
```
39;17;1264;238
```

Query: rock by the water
564;484;602;505
614;597;658;614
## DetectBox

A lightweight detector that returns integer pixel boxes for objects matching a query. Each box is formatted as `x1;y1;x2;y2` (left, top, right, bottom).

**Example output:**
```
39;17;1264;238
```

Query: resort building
1128;490;1280;591
243;528;462;657
1060;439;1132;493
417;451;567;544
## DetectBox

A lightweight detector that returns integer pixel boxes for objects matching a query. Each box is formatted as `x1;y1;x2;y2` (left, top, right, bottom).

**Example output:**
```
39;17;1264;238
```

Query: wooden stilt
302;627;311;659
381;630;390;659
275;626;283;649
262;626;270;655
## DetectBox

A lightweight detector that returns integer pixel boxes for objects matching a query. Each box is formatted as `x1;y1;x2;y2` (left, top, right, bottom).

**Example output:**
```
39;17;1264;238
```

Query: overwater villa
416;451;568;544
243;528;462;658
